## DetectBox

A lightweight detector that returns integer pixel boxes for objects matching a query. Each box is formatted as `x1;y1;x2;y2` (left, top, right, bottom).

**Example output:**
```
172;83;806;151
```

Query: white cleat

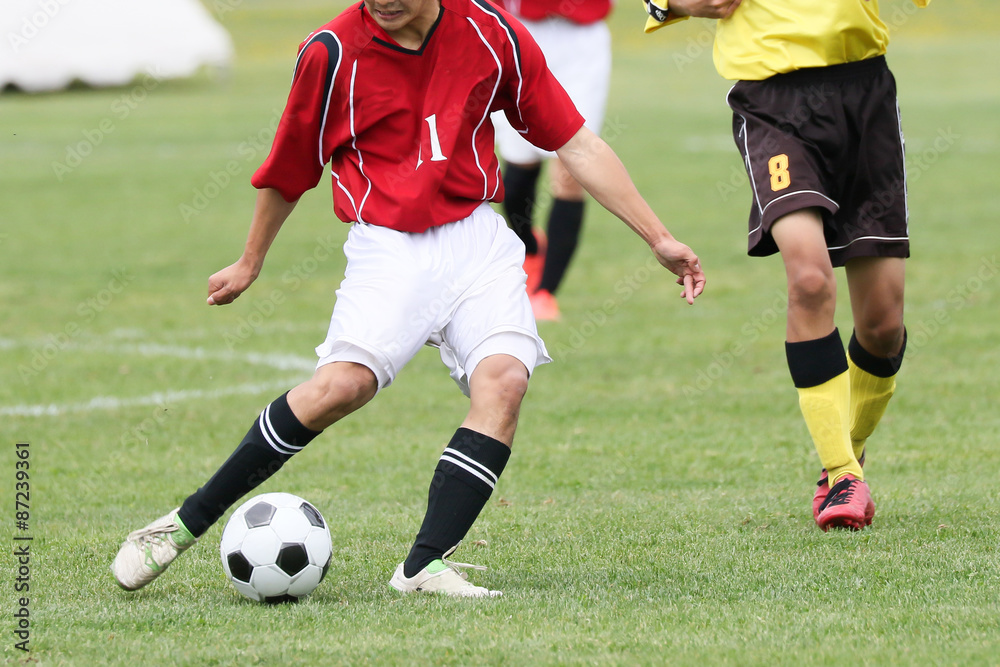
111;508;197;591
389;546;501;598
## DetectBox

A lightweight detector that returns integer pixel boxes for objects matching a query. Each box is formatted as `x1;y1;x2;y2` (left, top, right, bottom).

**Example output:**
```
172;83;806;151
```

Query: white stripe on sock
259;404;303;456
442;447;499;485
440;453;496;490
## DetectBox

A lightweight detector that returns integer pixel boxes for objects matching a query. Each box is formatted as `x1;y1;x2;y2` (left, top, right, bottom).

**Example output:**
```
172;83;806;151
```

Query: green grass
2;1;999;664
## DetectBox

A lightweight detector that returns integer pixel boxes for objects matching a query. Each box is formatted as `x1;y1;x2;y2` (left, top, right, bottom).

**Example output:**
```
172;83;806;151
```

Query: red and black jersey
252;0;584;232
497;0;613;25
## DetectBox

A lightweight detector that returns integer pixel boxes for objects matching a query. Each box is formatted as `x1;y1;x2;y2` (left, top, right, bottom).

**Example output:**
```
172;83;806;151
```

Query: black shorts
727;55;910;267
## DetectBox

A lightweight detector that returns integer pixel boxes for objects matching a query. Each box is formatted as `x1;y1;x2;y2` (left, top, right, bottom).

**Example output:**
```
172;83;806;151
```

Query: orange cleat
530;289;561;322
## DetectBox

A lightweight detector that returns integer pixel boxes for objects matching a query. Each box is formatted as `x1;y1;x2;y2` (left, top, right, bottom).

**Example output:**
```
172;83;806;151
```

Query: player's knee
854;318;905;357
788;266;835;310
311;363;377;413
476;361;529;411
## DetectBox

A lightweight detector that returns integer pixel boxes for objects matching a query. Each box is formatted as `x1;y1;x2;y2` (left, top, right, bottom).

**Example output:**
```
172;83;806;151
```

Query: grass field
3;1;999;665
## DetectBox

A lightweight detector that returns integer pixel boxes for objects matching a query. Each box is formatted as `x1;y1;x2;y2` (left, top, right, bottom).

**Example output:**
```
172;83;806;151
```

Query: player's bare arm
555;126;705;304
207;187;298;306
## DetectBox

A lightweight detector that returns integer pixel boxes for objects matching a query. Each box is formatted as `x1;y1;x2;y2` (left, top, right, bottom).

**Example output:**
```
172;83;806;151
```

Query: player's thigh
727;82;838;258
771;208;836;279
439;222;549;393
315;225;448;390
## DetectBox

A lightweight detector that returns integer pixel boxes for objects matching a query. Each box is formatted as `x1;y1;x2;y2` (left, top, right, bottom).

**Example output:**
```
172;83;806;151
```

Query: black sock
502;163;542;253
402;428;511;577
848;328;907;377
539;198;584;294
785;328;848;388
177;392;321;537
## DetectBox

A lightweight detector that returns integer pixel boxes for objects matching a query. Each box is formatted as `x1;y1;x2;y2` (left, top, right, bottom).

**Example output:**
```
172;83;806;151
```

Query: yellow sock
848;357;896;461
796;371;861;484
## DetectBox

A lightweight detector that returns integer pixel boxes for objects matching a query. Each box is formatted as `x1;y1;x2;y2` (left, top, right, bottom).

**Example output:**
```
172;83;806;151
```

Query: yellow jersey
645;0;932;81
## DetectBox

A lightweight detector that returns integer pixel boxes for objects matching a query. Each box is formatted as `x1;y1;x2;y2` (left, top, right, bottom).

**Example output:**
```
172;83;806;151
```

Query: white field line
3;339;316;417
1;381;300;417
77;342;317;372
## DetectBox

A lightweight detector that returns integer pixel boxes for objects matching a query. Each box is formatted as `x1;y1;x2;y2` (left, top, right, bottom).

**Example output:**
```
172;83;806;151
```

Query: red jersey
252;0;584;232
498;0;613;25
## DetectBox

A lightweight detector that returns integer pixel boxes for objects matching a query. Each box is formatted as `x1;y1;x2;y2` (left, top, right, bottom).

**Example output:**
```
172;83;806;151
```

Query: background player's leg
538;158;585;297
772;209;868;529
401;354;527;578
502;161;543;253
845;257;907;460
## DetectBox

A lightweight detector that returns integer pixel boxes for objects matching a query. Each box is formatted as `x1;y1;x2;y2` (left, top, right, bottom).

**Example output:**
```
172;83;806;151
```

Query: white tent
1;0;233;93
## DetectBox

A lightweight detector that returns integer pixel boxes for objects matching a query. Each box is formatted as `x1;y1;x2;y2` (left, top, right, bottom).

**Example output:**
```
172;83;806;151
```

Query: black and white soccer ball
220;492;332;603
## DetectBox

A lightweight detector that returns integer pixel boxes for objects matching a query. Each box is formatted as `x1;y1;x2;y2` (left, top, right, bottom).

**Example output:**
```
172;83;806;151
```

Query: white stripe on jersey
471;0;527;133
317;31;342;170
345;60;372;224
466;17;503;201
292;30;343;170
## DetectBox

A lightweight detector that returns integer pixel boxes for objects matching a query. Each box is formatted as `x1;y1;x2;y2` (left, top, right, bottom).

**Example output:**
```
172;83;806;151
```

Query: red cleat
523;252;545;295
522;229;547;294
812;451;866;524
529;288;561;322
816;474;874;531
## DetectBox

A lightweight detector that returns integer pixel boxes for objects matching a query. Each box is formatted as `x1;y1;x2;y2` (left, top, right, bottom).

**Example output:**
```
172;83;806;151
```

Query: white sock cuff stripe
442;447;500;483
440;452;497;490
259;404;305;456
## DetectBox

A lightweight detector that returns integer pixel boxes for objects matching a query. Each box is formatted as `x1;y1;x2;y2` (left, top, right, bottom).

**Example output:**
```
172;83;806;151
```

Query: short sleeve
251;32;342;202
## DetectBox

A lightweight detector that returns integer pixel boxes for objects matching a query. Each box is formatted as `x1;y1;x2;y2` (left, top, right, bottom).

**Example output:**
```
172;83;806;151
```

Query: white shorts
315;204;552;396
494;17;612;164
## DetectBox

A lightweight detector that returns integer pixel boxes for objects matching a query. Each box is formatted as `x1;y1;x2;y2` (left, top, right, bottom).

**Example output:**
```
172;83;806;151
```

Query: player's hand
207;260;258;305
650;238;705;305
661;0;743;19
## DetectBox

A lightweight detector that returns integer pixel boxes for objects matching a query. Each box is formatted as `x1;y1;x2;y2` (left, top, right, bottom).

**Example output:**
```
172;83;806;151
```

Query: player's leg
111;362;377;590
532;158;585;321
502;160;544;252
531;17;610;320
391;354;528;597
391;208;547;596
494;110;547;292
845;256;906;461
771;209;870;530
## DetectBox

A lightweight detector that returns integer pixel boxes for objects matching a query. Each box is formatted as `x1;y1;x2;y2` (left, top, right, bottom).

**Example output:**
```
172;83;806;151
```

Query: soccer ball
220;492;332;603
